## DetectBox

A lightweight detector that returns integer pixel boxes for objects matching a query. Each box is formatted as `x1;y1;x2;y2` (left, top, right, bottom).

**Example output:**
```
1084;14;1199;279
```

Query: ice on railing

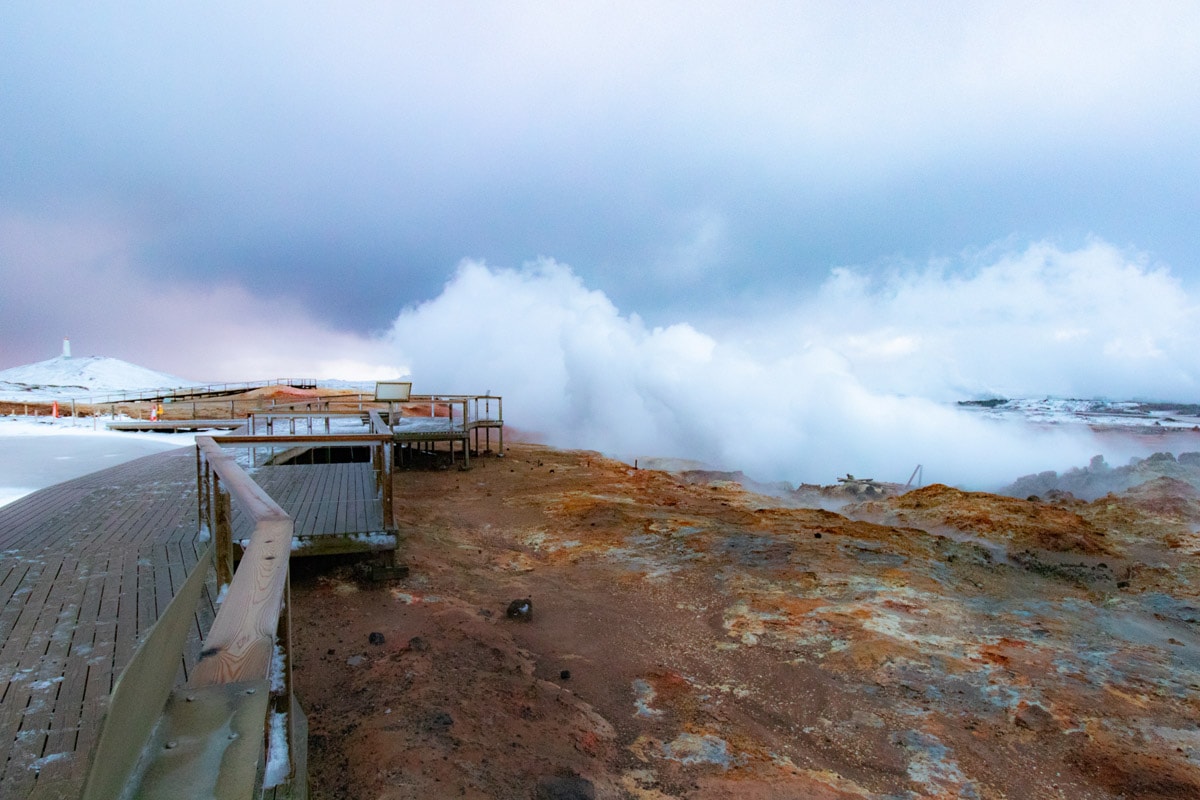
263;710;290;788
270;639;287;693
289;531;395;550
392;417;461;432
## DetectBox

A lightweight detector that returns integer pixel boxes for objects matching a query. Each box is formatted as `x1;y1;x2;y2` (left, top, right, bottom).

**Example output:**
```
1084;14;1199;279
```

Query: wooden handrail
212;433;389;445
369;410;391;434
197;437;289;520
190;437;293;686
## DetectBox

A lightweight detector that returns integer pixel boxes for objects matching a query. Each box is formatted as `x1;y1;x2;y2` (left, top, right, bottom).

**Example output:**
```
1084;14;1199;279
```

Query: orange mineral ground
292;442;1200;799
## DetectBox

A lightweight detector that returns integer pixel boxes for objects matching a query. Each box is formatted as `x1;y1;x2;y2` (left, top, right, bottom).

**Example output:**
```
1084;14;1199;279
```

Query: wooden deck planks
233;461;383;544
0;448;202;799
1;443;384;798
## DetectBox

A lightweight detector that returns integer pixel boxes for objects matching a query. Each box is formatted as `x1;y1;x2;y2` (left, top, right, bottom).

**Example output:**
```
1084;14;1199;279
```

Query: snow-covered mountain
0;355;196;400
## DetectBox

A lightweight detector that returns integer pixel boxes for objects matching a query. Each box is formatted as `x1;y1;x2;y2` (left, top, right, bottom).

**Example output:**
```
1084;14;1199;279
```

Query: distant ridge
0;355;196;399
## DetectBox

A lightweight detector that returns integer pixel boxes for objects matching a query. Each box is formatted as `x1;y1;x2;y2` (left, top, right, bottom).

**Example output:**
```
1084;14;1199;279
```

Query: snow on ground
0;413;199;443
958;398;1200;430
0;349;379;510
0;355;197;401
0;414;198;508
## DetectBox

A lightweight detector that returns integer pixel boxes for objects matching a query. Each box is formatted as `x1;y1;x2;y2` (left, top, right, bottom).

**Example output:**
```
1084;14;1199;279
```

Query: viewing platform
0;386;502;798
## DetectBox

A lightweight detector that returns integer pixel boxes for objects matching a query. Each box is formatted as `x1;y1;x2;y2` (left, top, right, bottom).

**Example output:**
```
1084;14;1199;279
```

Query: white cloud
790;240;1198;399
382;243;1195;488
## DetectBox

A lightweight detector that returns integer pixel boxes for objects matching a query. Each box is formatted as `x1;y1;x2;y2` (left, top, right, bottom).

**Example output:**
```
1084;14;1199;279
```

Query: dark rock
424;711;454;732
560;669;571;681
1014;702;1057;732
535;772;596;800
368;632;385;645
506;598;533;621
407;636;428;651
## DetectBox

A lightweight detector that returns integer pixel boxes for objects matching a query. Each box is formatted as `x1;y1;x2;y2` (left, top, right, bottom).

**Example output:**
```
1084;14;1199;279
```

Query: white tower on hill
62;337;71;358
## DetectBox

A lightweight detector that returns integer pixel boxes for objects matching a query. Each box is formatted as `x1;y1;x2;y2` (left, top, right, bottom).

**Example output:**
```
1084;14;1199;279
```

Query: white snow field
0;353;197;402
0;415;197;508
0;352;203;507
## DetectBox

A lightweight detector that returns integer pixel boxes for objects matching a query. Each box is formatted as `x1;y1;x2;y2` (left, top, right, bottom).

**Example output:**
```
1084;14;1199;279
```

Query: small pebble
369;631;385;645
560;670;571;681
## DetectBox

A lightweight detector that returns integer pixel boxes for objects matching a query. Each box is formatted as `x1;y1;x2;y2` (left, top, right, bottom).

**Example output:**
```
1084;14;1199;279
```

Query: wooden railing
68;377;326;406
82;425;394;798
193;437;294;684
81;435;298;798
76;398;509;797
383;395;505;464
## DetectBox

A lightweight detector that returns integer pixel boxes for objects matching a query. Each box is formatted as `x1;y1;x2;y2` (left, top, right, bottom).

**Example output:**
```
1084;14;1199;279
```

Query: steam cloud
383;241;1196;488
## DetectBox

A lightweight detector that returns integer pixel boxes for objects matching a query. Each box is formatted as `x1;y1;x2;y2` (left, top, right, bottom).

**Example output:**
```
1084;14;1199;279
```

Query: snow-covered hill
0;355;196;400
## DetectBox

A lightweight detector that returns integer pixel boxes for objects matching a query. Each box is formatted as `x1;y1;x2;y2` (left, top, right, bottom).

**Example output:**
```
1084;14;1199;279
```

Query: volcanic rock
506;598;532;620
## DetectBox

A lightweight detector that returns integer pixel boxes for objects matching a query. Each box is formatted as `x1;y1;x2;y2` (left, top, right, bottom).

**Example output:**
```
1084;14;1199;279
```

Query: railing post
372;443;381;494
383;442;394;529
201;460;212;535
195;446;203;533
214;475;234;590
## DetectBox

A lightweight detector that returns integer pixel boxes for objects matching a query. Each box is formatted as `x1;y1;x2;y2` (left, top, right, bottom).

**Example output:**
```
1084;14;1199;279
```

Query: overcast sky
2;4;1198;402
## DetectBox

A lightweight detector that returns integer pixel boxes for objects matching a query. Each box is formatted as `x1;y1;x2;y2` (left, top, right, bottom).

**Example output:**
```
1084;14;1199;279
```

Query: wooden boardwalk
0;448;211;800
0;448;390;798
235;462;387;548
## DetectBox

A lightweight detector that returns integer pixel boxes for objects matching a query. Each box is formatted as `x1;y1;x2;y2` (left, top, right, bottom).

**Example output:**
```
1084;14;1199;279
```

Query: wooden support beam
215;484;233;590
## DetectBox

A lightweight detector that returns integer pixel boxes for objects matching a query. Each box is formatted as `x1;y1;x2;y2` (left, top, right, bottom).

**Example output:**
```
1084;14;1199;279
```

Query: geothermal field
3;356;1199;798
292;440;1200;800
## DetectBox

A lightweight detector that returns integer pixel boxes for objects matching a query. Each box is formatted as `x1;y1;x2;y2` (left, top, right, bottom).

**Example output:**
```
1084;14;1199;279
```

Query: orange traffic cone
52;401;59;418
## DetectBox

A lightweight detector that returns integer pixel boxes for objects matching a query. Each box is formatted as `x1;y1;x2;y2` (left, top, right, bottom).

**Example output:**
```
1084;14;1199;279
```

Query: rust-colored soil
292;443;1200;799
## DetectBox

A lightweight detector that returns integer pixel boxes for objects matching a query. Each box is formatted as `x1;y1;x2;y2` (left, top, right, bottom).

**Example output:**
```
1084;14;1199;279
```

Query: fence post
195;447;203;533
214;476;234;589
383;442;394;529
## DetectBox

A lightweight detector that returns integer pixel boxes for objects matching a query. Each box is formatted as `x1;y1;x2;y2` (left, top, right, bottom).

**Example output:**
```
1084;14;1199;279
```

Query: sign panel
374;381;412;401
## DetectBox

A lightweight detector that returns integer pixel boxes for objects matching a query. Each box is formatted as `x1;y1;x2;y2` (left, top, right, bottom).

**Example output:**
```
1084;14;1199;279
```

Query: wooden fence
81;427;393;799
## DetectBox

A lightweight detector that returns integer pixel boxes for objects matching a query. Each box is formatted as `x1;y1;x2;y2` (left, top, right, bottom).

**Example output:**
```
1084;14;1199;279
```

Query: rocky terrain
1003;451;1200;501
291;442;1200;799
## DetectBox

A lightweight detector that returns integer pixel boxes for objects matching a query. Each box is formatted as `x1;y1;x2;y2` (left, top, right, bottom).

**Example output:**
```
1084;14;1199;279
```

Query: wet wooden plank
0;554;85;791
0;441;385;796
12;565;93;795
42;555;109;761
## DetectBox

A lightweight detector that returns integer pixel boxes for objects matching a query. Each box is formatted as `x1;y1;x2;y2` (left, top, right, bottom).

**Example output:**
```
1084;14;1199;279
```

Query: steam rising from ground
384;241;1196;488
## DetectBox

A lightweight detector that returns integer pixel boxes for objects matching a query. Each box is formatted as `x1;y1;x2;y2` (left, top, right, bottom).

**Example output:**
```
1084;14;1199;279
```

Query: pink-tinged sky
2;3;1197;405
